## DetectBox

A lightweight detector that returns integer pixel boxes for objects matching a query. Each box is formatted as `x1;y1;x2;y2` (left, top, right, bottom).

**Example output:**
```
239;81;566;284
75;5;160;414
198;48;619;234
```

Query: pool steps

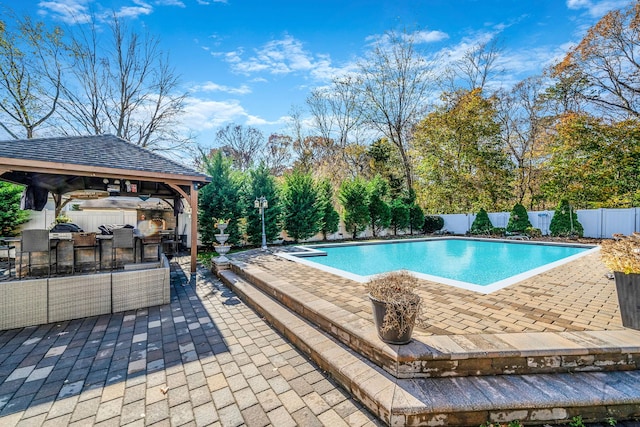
218;262;640;425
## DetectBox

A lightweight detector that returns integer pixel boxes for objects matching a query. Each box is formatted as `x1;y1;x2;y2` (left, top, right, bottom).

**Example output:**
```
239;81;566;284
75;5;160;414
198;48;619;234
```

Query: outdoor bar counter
0;233;171;330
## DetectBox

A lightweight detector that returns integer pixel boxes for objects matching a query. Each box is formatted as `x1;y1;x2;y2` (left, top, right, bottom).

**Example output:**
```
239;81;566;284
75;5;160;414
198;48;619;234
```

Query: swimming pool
280;238;599;294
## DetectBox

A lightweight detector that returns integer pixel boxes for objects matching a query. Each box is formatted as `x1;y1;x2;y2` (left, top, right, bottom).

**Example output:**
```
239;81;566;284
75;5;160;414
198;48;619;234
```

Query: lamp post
254;196;268;251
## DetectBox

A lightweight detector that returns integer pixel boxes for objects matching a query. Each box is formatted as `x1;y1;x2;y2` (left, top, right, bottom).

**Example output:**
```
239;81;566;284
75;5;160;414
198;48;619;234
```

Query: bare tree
356;30;437;193
453;40;502;92
496;76;549;207
57;14;190;151
215;123;265;171
553;3;640;119
263;133;292;176
0;13;64;139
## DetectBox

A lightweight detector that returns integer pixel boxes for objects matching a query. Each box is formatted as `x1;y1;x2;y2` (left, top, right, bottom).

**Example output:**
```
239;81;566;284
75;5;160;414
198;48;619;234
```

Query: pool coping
278;237;600;294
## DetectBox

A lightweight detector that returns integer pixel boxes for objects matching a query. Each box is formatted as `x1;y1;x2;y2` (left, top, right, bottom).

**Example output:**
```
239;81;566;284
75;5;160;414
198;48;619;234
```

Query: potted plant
366;270;422;344
601;233;640;330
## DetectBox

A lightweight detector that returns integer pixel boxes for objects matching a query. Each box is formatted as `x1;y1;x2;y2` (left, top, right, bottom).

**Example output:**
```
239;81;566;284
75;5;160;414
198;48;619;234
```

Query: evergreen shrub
549;199;584;237
506;203;532;233
470;208;493;235
423;215;444;233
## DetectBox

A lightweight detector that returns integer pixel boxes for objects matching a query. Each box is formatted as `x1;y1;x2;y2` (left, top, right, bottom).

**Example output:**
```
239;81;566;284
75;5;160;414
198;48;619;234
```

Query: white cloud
193;81;252;95
223;35;339;79
37;0;92;24
566;0;632;17
115;0;153;19
154;0;185;7
412;30;450;44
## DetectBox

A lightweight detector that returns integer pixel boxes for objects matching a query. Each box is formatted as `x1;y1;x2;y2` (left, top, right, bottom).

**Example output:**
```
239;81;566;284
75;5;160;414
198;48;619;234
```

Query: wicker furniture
112;228;136;269
20;229;51;278
0;238;15;277
72;232;98;274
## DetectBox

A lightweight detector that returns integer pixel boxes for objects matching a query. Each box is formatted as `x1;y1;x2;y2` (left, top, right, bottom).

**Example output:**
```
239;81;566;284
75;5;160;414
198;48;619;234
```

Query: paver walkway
0;257;380;426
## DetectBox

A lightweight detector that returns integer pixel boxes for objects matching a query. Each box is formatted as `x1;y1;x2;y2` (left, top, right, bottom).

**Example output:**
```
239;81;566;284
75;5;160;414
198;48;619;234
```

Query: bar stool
72;232;98;274
0;239;15;277
112;228;136;269
19;229;51;278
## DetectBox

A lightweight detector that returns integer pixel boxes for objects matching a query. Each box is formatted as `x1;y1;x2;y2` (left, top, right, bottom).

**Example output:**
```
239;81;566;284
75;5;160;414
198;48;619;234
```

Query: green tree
389;199;410;236
542;114;640;208
413;88;513;213
281;171;321;243
0;182;29;236
244;163;281;246
366;138;405;197
339;177;370;239
550;199;584;237
506;203;532;233
198;151;243;245
470;208;493;235
317;179;340;240
367;176;391;237
408;204;425;234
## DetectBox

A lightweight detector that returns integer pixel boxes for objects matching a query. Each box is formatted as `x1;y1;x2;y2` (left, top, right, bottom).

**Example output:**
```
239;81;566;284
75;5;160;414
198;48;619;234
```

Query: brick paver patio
0;257;380;426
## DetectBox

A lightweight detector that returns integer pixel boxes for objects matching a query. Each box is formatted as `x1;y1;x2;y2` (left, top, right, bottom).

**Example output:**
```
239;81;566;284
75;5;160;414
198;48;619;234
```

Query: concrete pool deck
219;246;640;425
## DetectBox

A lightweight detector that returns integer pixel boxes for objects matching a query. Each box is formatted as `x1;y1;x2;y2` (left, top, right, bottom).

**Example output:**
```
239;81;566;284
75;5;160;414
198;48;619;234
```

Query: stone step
218;269;640;426
228;262;640;379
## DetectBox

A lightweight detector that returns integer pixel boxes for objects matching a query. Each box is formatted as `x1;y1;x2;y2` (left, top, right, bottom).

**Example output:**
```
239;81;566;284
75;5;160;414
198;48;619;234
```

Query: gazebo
0;134;210;273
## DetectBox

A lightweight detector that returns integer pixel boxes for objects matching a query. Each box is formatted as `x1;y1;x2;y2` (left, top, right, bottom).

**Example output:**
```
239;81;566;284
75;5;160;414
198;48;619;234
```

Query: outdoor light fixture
254;196;268;251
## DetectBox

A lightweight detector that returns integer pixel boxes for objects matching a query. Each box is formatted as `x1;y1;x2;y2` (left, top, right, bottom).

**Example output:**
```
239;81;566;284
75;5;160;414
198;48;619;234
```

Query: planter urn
614;272;640;330
369;295;418;345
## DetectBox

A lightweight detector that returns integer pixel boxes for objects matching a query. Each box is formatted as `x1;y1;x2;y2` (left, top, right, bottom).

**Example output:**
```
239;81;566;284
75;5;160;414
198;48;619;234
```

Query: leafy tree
339;177;370;239
367;176;391;237
550;199;584;237
413;88;513;213
389;199;410;236
316;179;340;240
280;171;321;243
542;113;640;208
366;138;405;197
0;182;29;236
408;203;425;235
244;163;281;246
506;203;532;233
198;151;243;245
470;208;493;235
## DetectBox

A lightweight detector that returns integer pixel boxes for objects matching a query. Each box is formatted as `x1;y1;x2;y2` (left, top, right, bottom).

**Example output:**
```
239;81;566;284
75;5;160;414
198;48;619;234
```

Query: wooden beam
190;183;199;273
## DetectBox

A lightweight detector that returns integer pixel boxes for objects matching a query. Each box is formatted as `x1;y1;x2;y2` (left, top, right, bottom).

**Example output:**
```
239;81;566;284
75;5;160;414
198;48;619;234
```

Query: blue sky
4;0;634;148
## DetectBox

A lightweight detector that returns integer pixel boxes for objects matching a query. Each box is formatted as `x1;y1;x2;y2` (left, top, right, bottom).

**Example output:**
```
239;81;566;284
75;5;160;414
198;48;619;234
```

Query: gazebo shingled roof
0;134;210;273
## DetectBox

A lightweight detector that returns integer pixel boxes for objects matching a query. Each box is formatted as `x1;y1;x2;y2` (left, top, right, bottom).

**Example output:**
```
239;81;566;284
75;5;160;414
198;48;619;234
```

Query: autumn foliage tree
553;2;640;119
413;88;512;213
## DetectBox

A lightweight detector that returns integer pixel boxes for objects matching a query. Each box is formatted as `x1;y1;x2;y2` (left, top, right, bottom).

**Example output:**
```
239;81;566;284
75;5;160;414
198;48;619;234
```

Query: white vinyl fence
440;208;640;238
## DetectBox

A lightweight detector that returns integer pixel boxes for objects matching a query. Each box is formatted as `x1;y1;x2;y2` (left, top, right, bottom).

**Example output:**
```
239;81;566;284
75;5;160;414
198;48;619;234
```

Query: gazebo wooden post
190;184;198;273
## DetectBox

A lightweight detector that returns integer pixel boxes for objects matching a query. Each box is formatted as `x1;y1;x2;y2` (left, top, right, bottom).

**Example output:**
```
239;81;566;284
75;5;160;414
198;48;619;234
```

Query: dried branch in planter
601;233;640;274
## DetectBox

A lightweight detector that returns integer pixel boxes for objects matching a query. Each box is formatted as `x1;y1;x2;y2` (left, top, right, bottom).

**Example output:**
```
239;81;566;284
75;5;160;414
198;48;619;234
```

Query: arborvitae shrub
470;208;493;235
423;215;444;233
549;199;584;237
506;203;533;233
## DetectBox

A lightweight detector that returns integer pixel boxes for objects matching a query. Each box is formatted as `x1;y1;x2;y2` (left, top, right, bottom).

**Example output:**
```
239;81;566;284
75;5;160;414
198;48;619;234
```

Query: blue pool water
296;238;594;289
